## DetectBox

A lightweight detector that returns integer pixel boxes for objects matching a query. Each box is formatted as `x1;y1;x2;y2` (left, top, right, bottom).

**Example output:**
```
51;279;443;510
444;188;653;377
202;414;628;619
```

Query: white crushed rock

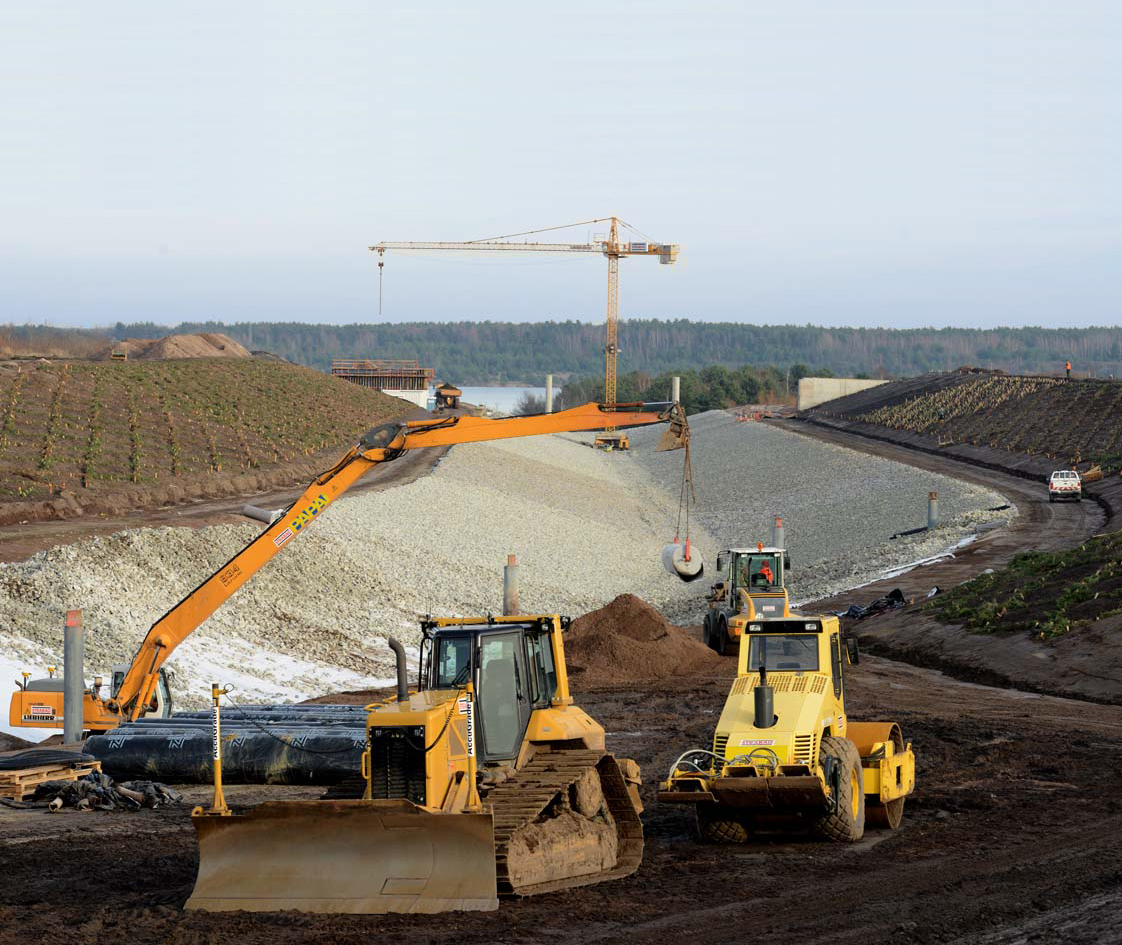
625;411;1013;623
0;413;1014;717
0;434;712;712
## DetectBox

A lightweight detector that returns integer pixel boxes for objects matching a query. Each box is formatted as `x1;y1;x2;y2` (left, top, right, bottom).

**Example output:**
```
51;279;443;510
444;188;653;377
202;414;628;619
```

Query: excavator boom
104;401;685;721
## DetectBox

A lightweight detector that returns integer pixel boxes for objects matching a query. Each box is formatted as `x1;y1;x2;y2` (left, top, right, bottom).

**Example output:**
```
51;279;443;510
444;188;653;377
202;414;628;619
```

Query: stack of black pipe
85;704;368;785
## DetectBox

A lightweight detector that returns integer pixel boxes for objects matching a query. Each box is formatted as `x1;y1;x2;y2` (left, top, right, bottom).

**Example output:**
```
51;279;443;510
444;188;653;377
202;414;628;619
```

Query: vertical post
207;683;230;815
503;554;520;615
546;374;554;413
928;491;939;530
63;610;84;743
772;515;785;549
671;375;680;404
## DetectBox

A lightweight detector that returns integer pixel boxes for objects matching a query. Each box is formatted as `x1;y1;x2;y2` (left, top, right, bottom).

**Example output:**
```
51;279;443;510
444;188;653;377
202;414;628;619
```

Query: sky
0;1;1119;329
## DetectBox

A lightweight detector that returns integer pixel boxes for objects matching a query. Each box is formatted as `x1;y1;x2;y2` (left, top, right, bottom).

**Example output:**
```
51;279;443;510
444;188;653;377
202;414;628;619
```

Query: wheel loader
186;614;644;914
702;545;792;655
658;613;915;842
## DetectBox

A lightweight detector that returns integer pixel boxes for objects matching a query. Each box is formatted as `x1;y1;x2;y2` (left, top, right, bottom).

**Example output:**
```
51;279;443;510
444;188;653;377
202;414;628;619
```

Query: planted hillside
925;531;1122;639
0;358;408;506
820;374;1122;472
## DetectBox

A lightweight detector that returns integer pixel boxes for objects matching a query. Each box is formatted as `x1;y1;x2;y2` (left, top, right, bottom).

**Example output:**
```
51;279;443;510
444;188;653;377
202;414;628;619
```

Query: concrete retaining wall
798;377;888;411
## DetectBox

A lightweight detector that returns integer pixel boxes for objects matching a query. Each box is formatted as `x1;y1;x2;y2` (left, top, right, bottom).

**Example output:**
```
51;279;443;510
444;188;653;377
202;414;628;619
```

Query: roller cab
188;615;644;915
659;615;915;842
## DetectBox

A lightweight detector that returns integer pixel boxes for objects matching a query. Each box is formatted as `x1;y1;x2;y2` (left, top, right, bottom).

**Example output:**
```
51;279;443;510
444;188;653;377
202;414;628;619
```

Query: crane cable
674;438;697;559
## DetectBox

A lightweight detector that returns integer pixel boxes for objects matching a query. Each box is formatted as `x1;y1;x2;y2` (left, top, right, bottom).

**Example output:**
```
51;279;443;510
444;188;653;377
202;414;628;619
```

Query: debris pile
564;594;719;688
97;332;251;360
34;771;182;811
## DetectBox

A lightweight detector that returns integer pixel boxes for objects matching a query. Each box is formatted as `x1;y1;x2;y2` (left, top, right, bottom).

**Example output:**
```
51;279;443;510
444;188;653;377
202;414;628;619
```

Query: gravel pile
0;435;710;713
625;411;1011;622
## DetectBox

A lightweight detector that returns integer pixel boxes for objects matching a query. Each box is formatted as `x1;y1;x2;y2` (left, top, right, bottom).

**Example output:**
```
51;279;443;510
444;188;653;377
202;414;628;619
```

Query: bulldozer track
487;749;644;898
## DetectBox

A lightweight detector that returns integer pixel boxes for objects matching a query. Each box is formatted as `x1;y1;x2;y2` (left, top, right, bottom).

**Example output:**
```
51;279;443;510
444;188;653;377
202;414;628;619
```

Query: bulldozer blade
712;776;829;812
186;799;499;914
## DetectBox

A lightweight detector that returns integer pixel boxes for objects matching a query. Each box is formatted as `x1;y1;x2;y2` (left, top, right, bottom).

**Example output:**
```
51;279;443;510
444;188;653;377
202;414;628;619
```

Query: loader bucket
186;799;499;914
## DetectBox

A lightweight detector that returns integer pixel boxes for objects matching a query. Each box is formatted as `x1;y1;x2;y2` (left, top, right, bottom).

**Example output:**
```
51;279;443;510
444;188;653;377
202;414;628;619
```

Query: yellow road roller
658;613;915;841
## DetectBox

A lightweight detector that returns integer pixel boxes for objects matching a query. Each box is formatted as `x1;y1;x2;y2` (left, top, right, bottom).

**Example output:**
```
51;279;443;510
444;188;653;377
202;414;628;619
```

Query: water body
454;386;556;414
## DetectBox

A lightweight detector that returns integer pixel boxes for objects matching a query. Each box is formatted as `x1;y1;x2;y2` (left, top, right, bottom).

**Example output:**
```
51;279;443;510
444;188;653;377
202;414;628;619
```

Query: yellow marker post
193;683;233;817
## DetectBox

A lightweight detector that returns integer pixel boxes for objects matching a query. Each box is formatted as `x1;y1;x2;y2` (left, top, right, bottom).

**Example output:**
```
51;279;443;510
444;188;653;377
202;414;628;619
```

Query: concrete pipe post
546;375;554;413
503;554;520;616
63;609;84;744
928;491;939;530
772;515;785;549
671;376;681;404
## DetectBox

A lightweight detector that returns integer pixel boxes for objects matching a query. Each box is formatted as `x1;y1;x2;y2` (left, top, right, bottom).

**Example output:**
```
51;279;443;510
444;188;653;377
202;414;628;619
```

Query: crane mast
372;216;678;449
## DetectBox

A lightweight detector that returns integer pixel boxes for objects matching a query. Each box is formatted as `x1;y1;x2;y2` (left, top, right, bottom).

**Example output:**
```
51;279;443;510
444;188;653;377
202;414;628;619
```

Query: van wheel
812;736;865;842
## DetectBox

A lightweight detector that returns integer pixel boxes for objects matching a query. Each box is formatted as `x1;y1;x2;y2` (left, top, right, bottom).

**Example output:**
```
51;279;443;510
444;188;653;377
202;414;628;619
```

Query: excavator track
486;749;644;898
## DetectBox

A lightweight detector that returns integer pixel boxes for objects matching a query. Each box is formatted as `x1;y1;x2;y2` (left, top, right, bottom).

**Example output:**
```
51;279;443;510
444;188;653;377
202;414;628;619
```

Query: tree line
5;320;1121;384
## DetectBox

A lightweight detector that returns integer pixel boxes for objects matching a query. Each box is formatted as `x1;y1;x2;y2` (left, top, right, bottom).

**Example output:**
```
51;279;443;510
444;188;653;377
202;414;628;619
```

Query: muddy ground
3;653;1122;945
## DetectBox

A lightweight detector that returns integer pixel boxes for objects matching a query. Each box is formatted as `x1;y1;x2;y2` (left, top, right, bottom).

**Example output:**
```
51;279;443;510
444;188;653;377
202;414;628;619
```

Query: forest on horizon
4;319;1121;385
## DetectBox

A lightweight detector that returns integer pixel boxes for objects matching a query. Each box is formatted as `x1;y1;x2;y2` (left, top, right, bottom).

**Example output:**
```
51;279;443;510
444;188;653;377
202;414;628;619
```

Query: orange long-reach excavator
10;401;689;735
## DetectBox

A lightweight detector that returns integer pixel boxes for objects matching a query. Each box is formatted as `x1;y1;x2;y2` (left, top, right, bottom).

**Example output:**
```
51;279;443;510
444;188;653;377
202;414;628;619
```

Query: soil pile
98;333;251;360
565;594;719;688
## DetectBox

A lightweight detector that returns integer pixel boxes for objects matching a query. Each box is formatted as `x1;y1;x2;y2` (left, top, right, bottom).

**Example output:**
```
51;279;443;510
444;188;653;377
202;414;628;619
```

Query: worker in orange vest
758;560;775;586
1066;360;1072;378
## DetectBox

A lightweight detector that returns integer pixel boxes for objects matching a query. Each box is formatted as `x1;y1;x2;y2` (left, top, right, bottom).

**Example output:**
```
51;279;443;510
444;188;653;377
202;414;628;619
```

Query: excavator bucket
656;419;688;452
186;799;499;914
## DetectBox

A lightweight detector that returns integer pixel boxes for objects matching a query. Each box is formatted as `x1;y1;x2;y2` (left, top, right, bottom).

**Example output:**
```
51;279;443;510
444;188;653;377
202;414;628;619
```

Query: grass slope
925;531;1122;639
0;358;409;503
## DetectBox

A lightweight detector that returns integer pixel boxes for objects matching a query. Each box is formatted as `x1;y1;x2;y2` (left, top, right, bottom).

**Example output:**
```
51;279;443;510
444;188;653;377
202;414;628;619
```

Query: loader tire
812;736;865;842
703;613;715;652
695;804;750;844
717;616;731;656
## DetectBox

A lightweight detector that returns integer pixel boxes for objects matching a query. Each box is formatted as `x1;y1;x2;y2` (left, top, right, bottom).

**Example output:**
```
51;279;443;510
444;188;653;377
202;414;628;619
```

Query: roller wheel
812;736;865;842
695;803;750;843
867;726;906;830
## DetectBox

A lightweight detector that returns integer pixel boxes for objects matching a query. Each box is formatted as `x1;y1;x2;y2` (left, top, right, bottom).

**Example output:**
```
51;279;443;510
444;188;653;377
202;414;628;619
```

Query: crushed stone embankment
622;410;1011;622
0;434;712;719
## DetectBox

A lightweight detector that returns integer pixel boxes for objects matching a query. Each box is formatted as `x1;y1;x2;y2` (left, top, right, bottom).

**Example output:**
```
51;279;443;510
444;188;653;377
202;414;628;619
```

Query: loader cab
715;547;789;601
421;617;564;763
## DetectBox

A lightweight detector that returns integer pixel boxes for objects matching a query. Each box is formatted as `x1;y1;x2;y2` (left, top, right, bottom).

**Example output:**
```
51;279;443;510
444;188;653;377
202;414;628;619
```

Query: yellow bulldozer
659;613;915;842
187;614;644;914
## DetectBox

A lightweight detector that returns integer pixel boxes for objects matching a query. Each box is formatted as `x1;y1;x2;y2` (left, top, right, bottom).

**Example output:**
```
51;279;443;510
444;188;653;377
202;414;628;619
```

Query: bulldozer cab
420;618;562;763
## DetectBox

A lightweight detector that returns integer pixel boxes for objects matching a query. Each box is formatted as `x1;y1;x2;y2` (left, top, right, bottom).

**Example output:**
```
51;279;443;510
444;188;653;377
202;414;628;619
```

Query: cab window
747;634;818;672
525;632;557;706
434;636;473;688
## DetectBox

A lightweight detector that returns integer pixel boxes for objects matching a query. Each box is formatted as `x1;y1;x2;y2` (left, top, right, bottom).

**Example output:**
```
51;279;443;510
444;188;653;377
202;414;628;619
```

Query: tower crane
371;217;679;450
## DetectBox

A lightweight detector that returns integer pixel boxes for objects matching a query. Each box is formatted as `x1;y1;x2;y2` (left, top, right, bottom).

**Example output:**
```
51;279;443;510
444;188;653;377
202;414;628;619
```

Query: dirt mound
0;732;36;752
565;594;720;689
98;333;251;360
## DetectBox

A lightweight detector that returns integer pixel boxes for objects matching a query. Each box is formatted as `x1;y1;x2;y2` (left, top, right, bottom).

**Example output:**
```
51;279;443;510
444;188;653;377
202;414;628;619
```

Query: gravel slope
625;411;1011;618
0;434;711;718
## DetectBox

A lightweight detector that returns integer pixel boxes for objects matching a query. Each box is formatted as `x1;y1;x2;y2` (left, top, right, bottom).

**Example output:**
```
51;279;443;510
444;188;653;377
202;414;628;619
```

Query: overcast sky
1;1;1118;329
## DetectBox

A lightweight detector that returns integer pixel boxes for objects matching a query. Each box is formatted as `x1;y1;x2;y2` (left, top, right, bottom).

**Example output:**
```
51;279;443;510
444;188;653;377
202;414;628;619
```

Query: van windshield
747;635;819;672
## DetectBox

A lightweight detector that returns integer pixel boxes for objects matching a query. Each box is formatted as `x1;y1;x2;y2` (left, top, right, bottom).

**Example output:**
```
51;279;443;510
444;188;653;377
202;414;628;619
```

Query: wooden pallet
0;760;102;801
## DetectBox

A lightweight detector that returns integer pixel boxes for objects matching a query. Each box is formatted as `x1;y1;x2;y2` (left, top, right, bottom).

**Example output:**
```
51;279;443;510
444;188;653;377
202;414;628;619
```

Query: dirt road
2;654;1120;944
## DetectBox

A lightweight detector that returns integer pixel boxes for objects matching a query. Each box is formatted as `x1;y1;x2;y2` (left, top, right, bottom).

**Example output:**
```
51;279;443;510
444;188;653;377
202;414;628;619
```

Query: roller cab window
747;634;818;672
